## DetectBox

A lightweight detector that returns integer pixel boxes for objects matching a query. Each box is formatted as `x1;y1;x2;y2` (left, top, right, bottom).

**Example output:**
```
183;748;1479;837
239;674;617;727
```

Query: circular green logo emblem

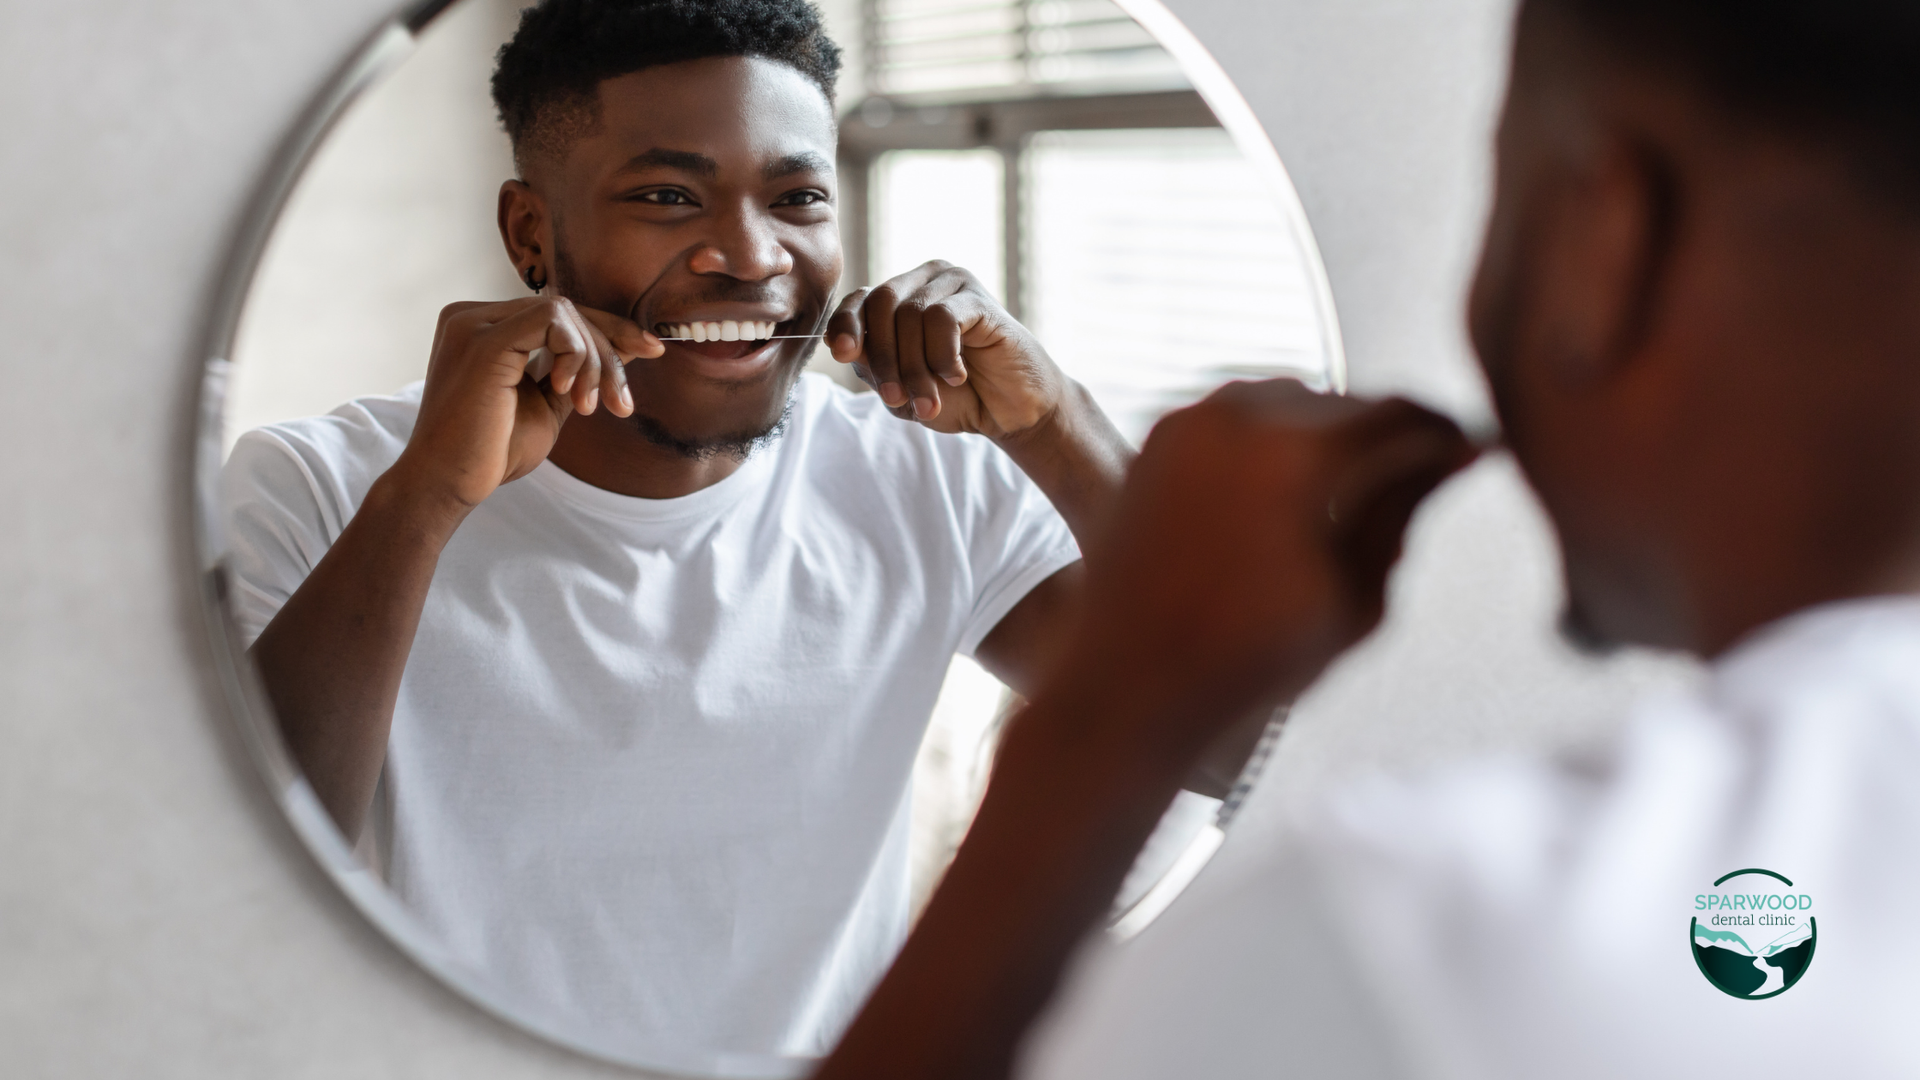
1691;868;1816;999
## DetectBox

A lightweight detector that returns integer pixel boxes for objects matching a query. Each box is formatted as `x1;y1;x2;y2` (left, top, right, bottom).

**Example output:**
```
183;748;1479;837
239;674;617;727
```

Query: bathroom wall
0;0;1691;1075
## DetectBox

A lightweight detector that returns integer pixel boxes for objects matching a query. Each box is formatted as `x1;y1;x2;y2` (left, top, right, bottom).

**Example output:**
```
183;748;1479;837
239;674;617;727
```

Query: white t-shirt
1024;596;1920;1080
221;373;1079;1067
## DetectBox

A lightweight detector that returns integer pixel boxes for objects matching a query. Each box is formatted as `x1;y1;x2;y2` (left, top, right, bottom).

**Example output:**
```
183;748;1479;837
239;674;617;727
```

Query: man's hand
1058;379;1479;755
393;297;662;511
827;261;1067;441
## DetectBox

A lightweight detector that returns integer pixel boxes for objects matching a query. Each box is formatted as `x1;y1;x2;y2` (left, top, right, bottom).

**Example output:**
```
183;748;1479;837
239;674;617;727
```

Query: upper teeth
665;320;778;342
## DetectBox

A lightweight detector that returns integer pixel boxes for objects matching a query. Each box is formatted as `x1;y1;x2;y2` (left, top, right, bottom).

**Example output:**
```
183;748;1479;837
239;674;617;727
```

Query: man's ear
1532;133;1677;388
498;179;551;288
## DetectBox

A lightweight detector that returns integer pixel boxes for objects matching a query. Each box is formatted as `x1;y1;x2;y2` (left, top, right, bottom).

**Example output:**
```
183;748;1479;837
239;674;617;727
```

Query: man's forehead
589;56;837;162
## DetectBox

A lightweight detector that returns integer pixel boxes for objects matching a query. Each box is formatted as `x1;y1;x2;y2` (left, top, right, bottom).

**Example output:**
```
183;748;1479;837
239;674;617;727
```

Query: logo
1691;868;1816;999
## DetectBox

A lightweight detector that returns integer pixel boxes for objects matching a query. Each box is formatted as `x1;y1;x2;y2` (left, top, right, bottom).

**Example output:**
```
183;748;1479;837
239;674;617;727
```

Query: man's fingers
851;262;959;411
577;314;633;417
892;299;943;421
1325;418;1478;599
922;302;968;390
827;289;869;364
575;304;663;360
483;299;589;389
560;299;605;415
604;346;633;417
861;286;907;410
543;309;592;400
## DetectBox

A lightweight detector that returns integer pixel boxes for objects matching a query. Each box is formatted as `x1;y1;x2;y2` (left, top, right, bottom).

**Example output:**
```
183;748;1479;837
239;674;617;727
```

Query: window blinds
862;0;1189;99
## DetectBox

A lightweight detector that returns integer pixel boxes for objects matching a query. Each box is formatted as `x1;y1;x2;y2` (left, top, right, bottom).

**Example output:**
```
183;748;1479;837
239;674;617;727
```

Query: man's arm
815;380;1476;1080
249;297;653;839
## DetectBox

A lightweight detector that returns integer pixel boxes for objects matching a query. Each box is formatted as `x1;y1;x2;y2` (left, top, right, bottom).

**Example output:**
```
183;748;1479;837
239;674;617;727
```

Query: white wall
0;0;1695;1076
225;0;524;448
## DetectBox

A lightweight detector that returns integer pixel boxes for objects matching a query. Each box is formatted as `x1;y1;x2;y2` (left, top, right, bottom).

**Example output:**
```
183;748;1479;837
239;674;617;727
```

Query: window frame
836;89;1220;320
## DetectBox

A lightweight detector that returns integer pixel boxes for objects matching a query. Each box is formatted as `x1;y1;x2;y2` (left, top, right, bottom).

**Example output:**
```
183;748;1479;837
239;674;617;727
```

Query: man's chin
630;395;795;463
623;362;801;462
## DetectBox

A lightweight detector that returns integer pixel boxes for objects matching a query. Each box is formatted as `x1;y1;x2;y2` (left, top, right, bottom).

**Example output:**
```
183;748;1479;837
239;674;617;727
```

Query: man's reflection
220;0;1135;1056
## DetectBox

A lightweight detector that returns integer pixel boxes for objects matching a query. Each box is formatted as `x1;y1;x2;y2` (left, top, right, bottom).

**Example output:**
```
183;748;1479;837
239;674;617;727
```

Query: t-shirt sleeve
952;440;1084;658
219;429;347;648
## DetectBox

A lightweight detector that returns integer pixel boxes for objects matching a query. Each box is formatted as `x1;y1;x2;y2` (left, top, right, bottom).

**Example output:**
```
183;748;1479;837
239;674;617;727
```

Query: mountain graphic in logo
1691;868;1816;999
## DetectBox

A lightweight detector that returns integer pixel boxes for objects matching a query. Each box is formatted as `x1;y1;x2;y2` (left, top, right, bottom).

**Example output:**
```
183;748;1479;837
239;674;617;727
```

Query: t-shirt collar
520;432;783;525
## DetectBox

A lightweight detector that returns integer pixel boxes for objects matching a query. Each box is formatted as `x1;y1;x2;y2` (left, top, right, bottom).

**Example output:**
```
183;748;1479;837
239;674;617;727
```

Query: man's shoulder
224;382;422;500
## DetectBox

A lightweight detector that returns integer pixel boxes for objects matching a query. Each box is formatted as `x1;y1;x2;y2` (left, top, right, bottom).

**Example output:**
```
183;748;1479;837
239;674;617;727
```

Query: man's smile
648;308;810;365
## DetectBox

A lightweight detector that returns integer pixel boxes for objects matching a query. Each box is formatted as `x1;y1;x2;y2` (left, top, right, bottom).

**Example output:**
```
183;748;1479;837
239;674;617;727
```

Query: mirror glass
198;0;1341;1074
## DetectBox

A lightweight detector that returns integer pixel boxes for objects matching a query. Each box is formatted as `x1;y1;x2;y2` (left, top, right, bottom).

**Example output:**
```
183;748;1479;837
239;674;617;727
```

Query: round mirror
193;0;1342;1074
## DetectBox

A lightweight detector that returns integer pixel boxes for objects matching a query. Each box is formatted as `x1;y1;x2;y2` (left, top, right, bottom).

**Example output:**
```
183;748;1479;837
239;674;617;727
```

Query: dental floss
655;334;830;343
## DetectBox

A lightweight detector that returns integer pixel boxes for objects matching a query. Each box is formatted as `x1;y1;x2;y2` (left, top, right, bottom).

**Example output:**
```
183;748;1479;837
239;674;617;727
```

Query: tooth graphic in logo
1690;868;1816;999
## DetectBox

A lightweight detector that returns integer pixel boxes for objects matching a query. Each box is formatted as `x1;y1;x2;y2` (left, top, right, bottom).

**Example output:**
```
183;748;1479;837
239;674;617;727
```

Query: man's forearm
817;666;1208;1080
994;379;1135;548
249;468;470;839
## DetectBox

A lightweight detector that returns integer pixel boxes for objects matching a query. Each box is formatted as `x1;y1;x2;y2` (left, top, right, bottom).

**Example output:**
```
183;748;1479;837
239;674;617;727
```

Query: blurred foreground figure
817;1;1920;1077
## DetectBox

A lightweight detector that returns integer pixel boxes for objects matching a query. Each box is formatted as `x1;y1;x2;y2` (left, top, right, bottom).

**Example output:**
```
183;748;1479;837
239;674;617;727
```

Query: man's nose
688;205;794;281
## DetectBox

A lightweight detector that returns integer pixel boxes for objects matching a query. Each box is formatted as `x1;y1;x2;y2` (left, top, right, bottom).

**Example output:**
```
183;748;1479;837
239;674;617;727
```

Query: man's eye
777;190;829;207
635;189;695;206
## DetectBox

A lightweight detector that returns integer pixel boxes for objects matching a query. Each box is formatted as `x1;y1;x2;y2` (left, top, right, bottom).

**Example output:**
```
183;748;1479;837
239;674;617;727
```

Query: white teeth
663;320;781;341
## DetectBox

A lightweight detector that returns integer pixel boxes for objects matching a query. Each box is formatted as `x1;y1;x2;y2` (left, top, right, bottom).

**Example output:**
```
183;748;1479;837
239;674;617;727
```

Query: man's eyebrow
764;151;835;181
617;148;719;177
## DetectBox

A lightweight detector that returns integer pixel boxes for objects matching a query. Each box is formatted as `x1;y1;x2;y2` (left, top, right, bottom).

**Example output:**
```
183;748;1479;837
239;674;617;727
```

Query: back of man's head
1539;0;1920;207
1476;1;1920;655
491;0;842;175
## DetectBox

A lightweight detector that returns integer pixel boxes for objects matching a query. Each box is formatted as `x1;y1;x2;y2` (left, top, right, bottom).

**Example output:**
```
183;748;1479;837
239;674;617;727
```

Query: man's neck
545;408;751;499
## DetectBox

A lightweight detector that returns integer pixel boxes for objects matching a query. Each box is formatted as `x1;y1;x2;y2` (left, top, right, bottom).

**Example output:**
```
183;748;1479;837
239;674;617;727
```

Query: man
220;0;1161;1058
818;1;1920;1077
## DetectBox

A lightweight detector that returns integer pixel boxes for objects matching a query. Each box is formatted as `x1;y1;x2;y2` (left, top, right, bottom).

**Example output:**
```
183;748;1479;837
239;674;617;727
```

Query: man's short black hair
1542;0;1920;203
492;0;842;173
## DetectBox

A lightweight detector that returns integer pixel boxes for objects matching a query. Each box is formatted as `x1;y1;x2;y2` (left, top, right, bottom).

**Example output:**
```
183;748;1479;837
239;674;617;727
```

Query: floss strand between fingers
653;334;831;342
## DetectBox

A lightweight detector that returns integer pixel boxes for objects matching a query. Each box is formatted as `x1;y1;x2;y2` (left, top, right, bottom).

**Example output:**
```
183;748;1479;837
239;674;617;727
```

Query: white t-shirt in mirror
220;373;1080;1061
1022;597;1920;1079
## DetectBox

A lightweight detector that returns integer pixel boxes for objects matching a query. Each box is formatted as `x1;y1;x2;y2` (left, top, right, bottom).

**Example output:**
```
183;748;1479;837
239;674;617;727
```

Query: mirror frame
188;0;1345;1074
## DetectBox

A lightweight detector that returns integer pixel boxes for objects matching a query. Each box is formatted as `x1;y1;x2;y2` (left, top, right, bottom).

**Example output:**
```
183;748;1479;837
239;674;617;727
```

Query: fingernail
619;385;633;411
880;382;906;406
834;334;857;357
913;397;936;420
941;373;966;387
586;388;599;412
